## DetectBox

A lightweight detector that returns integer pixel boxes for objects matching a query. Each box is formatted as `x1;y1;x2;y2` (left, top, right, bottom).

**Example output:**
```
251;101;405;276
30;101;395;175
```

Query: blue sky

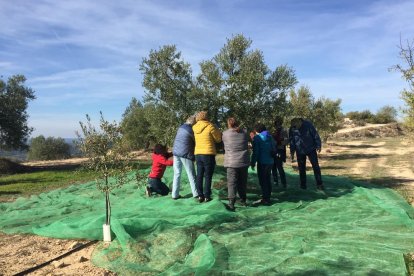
1;0;413;138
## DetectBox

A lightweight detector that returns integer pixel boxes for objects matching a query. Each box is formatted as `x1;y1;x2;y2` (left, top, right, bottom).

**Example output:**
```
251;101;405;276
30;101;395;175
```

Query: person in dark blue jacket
172;115;198;199
289;118;324;190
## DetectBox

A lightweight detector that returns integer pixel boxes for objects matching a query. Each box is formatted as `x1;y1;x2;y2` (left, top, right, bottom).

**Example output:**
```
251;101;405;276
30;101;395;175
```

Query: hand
317;147;321;153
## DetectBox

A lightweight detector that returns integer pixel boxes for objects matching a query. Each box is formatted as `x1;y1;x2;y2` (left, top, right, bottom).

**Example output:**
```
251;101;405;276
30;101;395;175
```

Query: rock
67;241;83;250
78;256;88;263
52;260;66;268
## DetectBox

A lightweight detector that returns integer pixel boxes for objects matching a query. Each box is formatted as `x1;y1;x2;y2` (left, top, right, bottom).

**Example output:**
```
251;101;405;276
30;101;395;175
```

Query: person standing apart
289;117;324;190
171;115;198;200
193;111;222;203
222;117;250;211
250;123;276;205
271;116;288;188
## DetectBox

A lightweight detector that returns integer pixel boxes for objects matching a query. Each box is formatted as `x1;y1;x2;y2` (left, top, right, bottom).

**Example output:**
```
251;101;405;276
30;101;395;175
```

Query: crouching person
222;117;249;211
147;144;173;196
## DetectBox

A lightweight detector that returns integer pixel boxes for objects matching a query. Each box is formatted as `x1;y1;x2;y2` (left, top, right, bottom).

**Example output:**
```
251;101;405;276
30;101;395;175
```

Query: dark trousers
195;154;216;199
148;178;170;195
257;163;272;202
272;156;286;186
227;166;248;201
297;150;323;187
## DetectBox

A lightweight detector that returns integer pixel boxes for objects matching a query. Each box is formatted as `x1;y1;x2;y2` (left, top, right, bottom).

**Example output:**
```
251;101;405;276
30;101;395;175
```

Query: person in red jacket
147;144;173;196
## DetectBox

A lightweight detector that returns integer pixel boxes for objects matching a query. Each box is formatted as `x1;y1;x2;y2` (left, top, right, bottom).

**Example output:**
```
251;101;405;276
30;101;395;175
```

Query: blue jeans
257;164;273;202
195;155;216;199
297;150;323;187
148;178;170;196
172;156;198;198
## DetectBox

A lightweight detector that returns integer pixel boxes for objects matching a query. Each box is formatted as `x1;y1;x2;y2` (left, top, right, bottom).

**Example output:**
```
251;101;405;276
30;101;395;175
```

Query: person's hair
254;123;266;133
195;111;208;122
186;115;196;125
274;116;283;127
290;117;302;128
227;117;240;132
153;144;167;155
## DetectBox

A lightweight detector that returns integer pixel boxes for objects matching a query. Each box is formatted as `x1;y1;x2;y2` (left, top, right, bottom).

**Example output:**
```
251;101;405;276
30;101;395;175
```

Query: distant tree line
27;136;71;161
345;106;398;126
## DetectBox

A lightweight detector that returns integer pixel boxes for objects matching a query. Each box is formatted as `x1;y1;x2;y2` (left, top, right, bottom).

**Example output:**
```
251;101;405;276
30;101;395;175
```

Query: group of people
146;111;324;210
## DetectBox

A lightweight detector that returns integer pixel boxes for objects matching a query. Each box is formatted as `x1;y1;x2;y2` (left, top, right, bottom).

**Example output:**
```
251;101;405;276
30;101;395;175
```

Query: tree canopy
391;38;414;130
124;34;343;148
27;136;71;161
0;75;35;150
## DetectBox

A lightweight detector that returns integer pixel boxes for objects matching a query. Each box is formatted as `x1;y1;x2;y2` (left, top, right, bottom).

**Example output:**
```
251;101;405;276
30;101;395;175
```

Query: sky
1;0;413;138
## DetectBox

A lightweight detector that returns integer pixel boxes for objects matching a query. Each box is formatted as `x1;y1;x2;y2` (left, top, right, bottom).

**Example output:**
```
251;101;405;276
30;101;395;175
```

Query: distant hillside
333;122;404;139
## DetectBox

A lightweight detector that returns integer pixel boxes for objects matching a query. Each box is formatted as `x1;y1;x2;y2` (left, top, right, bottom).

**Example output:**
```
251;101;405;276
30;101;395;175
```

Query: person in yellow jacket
193;111;222;203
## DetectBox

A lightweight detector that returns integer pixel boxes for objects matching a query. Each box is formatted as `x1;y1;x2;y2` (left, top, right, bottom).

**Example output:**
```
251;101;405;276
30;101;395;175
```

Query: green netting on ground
1;166;414;275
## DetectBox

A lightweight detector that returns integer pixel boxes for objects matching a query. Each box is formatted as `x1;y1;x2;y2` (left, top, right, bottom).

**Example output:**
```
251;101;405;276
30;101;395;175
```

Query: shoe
253;199;271;206
239;199;247;206
198;196;204;203
204;197;212;203
317;185;325;191
262;199;271;206
226;199;236;211
145;187;152;197
172;195;182;200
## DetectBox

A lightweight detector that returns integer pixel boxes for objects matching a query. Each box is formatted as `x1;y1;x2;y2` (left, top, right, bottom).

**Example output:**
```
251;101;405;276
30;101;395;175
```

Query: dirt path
322;139;414;205
0;232;115;275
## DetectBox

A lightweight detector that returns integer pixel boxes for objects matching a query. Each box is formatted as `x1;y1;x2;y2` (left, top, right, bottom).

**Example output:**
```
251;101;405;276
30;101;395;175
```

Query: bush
346;106;397;125
372;106;397;124
27;136;71;161
346;110;375;123
0;158;25;175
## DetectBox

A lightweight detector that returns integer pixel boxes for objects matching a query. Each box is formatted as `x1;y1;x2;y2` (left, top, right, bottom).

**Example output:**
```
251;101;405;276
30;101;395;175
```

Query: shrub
0;158;25;175
27;136;71;161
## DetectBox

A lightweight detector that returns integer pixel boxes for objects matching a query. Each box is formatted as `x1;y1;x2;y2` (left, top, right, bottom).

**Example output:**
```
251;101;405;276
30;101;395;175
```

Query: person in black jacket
289;118;324;190
171;115;198;199
271;116;288;189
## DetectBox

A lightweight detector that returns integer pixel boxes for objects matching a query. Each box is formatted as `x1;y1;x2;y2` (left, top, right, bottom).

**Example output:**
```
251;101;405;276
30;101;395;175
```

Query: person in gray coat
222;117;250;211
172;115;198;199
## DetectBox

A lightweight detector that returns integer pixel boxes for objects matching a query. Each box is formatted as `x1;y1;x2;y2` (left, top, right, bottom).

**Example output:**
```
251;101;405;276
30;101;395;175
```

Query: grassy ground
0;168;98;202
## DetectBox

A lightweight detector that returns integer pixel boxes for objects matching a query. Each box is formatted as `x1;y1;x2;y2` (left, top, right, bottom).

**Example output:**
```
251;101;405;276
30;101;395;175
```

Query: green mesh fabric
0;166;413;275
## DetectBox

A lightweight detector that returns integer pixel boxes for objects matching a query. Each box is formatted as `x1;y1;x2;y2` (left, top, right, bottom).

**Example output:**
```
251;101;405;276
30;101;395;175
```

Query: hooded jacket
251;131;276;166
289;119;321;155
148;153;173;179
193;120;222;155
172;123;195;161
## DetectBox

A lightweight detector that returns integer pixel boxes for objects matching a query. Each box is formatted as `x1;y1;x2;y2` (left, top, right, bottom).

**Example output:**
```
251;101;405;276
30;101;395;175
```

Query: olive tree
391;38;414;130
0;75;35;150
76;113;133;240
28;136;71;161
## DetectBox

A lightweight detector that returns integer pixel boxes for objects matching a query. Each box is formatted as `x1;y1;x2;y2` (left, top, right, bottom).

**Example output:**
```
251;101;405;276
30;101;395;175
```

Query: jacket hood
193;120;210;134
258;131;271;141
